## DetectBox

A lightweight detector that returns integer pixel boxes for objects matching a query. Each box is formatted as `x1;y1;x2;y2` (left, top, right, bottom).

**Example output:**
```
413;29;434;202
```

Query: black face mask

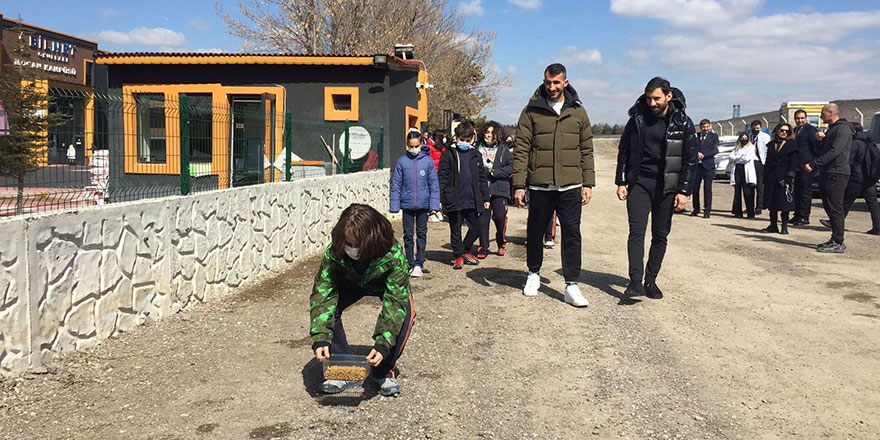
752;129;760;135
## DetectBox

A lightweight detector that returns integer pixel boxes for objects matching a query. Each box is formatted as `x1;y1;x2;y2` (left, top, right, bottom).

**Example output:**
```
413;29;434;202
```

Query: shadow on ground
713;224;816;249
300;346;379;407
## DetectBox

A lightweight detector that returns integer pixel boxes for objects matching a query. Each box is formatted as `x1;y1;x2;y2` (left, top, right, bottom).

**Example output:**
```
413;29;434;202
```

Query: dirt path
2;140;879;439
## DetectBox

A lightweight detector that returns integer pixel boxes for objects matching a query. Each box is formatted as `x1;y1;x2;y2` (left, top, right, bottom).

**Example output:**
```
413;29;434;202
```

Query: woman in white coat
729;132;757;218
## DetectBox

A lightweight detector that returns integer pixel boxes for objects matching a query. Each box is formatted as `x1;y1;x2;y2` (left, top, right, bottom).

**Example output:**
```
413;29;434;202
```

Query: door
229;98;265;187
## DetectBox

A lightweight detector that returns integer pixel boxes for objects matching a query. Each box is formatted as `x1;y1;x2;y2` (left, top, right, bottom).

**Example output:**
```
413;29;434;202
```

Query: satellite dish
338;126;372;160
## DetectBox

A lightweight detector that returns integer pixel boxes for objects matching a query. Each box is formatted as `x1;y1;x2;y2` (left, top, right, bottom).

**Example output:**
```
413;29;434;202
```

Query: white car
713;137;738;179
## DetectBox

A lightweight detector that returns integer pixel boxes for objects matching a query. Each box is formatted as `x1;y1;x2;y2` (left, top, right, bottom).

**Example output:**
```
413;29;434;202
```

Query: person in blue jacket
390;129;440;277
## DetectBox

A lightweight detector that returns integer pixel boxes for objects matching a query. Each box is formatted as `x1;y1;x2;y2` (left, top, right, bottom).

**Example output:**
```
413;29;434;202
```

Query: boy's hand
617;185;628;201
514;189;526;207
483;201;490;210
366;349;383;367
314;346;329;362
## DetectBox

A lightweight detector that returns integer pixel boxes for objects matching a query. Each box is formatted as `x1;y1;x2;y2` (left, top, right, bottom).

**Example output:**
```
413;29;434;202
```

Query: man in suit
691;119;719;218
790;109;819;226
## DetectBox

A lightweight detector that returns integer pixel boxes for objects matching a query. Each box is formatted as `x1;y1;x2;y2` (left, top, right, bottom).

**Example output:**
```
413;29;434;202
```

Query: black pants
692;167;714;214
526;188;582;283
843;182;880;231
448;209;480;258
331;285;414;379
626;176;675;285
754;160;765;211
478;196;509;252
818;173;848;243
732;164;755;217
794;170;814;220
402;209;428;268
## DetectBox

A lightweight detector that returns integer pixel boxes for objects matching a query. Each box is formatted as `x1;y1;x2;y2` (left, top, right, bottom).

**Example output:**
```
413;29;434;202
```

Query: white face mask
408;147;421;155
344;245;360;260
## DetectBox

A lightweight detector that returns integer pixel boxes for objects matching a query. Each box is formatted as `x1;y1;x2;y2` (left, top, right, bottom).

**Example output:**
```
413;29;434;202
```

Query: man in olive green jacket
512;63;595;307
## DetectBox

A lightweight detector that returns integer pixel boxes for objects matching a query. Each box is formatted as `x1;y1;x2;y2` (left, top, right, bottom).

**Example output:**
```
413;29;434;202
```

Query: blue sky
5;0;880;125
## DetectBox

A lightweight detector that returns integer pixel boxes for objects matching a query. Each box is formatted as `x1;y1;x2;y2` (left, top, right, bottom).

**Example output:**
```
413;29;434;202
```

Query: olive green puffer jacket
512;85;595;189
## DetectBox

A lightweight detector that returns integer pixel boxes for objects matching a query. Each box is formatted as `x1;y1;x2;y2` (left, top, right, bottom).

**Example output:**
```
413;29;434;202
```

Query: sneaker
624;281;646;297
320;379;361;394
497;247;506;256
410;266;423;277
543;240;555;249
820;219;832;229
564;283;589;307
523;272;540;297
816;239;835;249
453;257;464;269
372;377;401;396
817;242;846;253
463;253;479;265
644;281;664;299
476;251;488;259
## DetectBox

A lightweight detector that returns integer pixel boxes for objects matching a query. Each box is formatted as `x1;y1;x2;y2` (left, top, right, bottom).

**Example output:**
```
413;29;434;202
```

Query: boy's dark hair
479;121;505;146
455;120;476;140
751;120;762;128
544;63;567;78
644;77;671;95
331;204;394;262
699;119;711;126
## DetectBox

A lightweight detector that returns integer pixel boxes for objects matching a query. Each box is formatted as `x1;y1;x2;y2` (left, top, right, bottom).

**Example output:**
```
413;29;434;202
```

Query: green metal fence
0;82;384;217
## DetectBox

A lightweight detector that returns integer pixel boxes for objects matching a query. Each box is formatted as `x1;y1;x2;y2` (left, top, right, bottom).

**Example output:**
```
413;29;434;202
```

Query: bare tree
216;0;508;124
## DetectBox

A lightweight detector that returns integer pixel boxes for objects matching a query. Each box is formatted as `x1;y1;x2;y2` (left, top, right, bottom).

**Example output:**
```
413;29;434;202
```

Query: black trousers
402;209;429;268
627;176;675;284
479;196;509;252
331;285;414;379
447;209;481;258
843;182;880;231
754;160;765;211
692;167;714;214
526;188;582;283
732;164;755;217
818;173;848;243
794;170;814;220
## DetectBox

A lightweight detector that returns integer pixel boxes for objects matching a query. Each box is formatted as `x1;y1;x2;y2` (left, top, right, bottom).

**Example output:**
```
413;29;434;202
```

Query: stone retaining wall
0;170;390;374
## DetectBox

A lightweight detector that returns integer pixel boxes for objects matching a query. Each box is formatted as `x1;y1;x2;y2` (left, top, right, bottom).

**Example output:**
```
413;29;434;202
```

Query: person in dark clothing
790;109;820;225
691;119;719;218
761;123;798;234
476;121;513;257
820;123;880;235
615;77;699;299
806;103;851;253
438;121;490;269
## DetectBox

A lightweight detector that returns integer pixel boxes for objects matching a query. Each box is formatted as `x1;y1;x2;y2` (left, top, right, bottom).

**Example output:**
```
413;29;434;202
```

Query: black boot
780;213;789;235
644;281;663;299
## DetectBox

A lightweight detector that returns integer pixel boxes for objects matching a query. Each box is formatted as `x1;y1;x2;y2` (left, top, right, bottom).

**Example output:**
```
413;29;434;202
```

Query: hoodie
390;145;440;212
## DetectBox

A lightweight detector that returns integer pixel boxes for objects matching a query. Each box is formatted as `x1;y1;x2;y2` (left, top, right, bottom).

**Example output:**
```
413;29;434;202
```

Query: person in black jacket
821;123;880;235
476;121;514;257
615;77;699;299
806;103;851;253
438;120;490;269
691;119;719;218
761;123;798;234
790;109;820;226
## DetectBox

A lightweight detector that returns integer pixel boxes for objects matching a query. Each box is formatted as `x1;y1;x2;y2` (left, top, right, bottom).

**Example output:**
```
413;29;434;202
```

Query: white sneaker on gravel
410;266;423;277
523;272;540;297
564;283;589;307
373;377;401;396
544;240;555;249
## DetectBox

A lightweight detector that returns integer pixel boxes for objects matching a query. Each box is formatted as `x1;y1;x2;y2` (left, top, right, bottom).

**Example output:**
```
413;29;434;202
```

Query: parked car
713;140;736;179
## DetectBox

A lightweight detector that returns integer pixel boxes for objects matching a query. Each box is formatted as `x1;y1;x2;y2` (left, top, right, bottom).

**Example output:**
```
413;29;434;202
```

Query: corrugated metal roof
96;52;374;58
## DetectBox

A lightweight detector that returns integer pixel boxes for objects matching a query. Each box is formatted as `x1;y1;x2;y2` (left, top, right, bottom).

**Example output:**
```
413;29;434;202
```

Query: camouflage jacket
309;242;411;358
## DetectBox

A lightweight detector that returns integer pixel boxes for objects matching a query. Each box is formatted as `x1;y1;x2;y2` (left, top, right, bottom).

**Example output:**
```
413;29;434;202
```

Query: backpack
865;142;880;184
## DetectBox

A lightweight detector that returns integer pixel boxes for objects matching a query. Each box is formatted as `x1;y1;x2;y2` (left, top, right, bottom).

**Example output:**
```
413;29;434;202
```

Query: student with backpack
390;129;440;276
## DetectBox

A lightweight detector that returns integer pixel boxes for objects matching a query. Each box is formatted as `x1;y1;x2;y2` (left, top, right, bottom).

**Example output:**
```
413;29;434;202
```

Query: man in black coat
691;119;719;218
806;103;851;253
615;77;699;299
790;109;820;226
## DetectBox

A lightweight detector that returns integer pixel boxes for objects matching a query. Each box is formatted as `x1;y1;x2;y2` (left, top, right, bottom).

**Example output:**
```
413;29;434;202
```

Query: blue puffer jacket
390;146;440;212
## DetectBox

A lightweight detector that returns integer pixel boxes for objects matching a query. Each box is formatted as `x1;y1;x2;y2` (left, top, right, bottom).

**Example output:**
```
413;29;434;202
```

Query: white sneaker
523;272;540;297
410;266;423;277
544;240;555;249
564;283;589;307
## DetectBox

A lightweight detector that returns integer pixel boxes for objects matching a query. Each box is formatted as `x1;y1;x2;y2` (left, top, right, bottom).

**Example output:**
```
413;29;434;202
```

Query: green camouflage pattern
310;241;411;351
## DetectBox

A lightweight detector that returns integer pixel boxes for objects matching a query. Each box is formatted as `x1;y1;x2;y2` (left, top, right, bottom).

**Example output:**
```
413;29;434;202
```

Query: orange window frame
324;86;359;121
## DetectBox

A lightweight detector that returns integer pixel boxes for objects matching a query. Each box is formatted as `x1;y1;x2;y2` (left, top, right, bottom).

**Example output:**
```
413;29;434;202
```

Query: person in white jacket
729;132;757;218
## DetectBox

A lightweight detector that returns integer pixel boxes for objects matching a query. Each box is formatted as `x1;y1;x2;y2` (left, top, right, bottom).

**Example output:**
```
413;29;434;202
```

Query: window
323;86;359;121
186;94;212;163
135;93;166;163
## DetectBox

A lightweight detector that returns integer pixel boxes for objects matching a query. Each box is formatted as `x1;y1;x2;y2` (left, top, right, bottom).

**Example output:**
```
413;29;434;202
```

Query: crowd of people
308;63;880;396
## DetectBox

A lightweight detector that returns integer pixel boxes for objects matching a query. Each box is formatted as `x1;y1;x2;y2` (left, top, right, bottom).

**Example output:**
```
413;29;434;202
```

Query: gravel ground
2;139;879;439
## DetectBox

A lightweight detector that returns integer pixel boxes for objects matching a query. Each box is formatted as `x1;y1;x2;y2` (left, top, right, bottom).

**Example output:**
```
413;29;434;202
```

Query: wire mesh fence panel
287;116;384;176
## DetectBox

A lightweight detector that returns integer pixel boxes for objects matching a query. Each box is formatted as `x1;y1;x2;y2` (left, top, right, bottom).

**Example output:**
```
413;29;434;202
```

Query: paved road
2;140;879;439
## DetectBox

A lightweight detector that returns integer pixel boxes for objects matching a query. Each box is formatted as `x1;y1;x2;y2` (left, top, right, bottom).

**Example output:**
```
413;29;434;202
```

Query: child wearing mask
310;204;415;397
390;129;440;276
438;121;490;269
476;121;513;257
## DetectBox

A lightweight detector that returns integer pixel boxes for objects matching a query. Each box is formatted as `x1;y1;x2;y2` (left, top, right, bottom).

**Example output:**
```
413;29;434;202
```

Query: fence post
378;126;384;170
285;112;292;181
180;94;190;196
343;119;351;174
